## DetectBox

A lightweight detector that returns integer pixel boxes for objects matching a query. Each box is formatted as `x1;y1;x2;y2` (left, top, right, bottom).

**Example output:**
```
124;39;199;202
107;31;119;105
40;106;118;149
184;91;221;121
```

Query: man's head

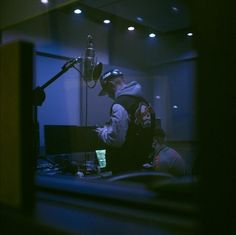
98;69;124;98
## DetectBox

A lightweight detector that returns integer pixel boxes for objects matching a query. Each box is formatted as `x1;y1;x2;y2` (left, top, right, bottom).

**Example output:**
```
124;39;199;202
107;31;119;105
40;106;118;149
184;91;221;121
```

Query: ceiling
0;0;194;70
0;0;192;33
79;0;192;33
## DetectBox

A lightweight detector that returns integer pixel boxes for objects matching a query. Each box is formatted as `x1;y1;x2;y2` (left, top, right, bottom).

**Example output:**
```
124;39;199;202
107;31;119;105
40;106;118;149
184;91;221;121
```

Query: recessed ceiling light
136;16;143;22
171;6;179;12
149;33;156;38
128;26;135;31
103;19;111;24
173;105;178;109
41;0;49;4
74;9;82;14
187;32;193;37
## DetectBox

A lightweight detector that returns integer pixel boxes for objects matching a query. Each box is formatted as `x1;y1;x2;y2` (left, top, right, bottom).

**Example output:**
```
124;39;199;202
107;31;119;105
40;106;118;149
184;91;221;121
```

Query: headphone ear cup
113;69;123;77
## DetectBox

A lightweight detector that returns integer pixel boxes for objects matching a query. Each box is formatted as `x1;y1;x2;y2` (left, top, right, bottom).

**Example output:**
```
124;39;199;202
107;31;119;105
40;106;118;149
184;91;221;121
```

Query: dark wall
152;59;197;141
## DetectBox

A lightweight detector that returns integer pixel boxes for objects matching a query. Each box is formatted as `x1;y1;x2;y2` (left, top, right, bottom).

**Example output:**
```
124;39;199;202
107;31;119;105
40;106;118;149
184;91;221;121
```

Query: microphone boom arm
33;57;82;106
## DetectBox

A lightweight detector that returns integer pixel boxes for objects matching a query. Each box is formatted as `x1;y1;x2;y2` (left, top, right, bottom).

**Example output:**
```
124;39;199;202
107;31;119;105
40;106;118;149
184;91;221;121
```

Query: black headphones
101;69;123;81
98;69;123;96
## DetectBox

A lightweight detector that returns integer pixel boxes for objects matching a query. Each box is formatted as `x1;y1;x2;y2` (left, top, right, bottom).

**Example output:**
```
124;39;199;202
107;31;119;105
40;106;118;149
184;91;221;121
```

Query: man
145;127;186;176
96;69;155;175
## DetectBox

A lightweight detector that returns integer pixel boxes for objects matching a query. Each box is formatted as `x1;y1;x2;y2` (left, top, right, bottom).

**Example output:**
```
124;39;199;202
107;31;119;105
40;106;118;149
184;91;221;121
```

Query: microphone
83;34;95;81
83;34;103;81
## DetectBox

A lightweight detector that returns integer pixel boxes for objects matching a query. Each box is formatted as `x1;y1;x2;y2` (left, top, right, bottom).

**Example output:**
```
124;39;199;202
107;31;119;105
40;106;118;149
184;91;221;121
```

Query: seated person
144;127;186;177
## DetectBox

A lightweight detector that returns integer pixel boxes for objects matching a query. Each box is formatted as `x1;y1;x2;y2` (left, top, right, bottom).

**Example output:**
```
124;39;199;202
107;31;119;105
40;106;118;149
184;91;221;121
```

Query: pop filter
93;62;103;81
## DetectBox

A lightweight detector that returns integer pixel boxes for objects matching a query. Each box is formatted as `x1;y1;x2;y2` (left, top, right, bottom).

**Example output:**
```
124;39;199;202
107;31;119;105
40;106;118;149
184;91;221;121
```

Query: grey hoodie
115;81;143;98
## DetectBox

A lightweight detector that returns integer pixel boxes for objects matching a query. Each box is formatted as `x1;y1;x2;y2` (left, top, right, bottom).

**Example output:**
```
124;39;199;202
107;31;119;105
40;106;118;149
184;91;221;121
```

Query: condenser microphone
83;34;95;81
83;34;103;81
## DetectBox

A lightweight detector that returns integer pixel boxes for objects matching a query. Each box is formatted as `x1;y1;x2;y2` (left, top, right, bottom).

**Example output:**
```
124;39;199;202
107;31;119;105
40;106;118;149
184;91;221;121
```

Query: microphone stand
33;57;82;157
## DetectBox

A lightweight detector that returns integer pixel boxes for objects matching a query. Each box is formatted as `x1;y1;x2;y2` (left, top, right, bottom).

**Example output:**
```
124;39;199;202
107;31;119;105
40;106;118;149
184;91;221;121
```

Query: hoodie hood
115;81;142;99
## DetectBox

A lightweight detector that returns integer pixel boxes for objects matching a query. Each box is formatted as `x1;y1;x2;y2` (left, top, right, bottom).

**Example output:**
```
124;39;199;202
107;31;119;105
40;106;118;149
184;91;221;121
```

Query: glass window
0;1;201;233
1;0;197;184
